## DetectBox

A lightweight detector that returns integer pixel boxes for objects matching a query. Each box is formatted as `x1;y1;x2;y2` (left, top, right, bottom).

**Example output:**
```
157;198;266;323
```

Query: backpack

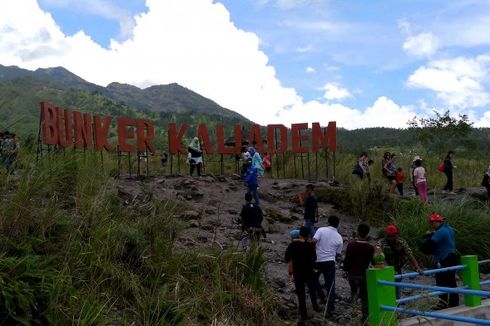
438;162;445;173
419;233;435;255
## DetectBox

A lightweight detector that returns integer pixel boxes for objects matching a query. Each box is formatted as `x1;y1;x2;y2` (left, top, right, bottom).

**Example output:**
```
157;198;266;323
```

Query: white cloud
407;55;490;109
403;32;440;58
322;82;351;101
305;66;315;74
474;111;490;127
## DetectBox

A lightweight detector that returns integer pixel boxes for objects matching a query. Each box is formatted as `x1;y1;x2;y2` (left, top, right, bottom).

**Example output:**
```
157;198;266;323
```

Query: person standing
343;223;374;324
240;192;263;246
378;224;423;298
382;152;396;193
443;151;456;194
395;167;405;196
244;158;260;206
285;226;323;325
312;215;343;316
481;163;490;199
413;159;428;202
187;137;203;176
300;184;318;238
262;152;272;174
248;146;264;176
409;155;421;196
425;214;459;309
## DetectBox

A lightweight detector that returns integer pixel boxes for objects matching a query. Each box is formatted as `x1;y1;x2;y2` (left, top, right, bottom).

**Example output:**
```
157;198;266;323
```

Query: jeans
247;184;259;206
294;276;319;320
316;261;336;313
303;219;315;238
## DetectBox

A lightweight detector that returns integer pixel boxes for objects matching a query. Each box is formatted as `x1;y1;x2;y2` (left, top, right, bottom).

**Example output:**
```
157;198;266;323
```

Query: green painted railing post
367;266;397;326
461;255;481;307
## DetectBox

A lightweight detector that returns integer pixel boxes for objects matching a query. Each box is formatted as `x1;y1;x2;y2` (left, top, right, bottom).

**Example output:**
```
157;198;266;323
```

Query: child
343;223;374;324
395;167;405;196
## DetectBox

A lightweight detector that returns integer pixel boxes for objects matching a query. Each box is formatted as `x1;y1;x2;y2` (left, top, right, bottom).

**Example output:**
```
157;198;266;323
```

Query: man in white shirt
312;215;343;315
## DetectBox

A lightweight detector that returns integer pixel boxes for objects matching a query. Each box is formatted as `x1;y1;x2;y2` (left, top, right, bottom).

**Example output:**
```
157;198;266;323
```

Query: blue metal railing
381;305;490;325
395;264;466;280
379;280;490;297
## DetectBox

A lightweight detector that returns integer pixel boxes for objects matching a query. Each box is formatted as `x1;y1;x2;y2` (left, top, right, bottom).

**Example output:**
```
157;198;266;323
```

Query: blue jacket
245;165;258;186
431;223;456;262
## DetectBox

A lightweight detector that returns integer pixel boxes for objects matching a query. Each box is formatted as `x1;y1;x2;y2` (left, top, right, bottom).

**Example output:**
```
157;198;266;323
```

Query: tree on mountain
408;110;474;155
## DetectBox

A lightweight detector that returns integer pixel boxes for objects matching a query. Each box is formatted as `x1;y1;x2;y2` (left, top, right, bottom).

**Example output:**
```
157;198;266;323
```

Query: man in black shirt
285;226;322;325
302;184;318;238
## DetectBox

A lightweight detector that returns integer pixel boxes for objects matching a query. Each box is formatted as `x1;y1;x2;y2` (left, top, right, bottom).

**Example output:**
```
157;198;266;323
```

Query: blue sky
1;0;490;128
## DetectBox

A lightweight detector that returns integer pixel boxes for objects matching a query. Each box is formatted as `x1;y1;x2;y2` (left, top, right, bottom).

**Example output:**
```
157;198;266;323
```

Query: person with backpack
425;214;459;309
343;223;374;324
442;151;456;195
300;184;318;238
285;226;324;325
248;146;264;176
240;192;263;247
378;224;423;299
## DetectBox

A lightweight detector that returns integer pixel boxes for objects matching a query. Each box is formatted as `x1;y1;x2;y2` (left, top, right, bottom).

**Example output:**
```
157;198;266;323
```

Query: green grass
0;152;280;325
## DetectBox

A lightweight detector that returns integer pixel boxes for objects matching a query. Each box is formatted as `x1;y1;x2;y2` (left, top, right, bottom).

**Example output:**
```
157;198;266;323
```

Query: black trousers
444;171;453;191
190;163;202;176
348;275;368;324
294;276;319;319
435;253;459;309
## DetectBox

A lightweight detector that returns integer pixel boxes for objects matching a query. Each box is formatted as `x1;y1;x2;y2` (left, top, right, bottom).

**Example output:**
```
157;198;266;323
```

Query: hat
290;229;300;240
412;155;422;162
248;146;256;155
428;214;445;223
385;225;399;236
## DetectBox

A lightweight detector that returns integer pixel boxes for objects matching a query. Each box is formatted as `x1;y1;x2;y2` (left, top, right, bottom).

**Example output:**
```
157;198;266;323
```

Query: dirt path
116;175;375;325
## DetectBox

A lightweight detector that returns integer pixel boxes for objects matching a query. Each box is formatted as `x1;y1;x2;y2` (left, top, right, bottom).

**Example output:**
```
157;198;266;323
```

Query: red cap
428;214;445;223
385;225;399;235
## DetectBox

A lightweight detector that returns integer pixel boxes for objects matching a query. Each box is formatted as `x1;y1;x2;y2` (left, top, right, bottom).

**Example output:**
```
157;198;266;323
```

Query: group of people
285;185;458;325
354;150;459;202
0;131;19;174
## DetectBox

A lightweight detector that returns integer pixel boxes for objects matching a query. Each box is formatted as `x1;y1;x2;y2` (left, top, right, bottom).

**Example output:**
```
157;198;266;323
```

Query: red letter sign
136;119;155;155
73;111;93;149
94;115;112;152
168;123;188;154
266;124;288;154
117;117;135;152
311;122;336;152
291;123;309;153
40;102;58;145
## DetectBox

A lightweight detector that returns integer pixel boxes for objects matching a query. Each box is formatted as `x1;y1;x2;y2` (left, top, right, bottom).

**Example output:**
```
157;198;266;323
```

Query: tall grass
0;152;280;325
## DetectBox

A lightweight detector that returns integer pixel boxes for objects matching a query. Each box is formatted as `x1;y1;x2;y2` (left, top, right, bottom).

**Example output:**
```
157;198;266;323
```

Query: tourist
443;151;456;194
244;158;260;206
187;137;203;176
413;158;428;202
239;192;263;246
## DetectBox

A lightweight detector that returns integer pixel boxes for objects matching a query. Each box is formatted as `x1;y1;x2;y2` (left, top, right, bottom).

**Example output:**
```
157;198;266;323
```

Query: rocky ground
115;174;490;326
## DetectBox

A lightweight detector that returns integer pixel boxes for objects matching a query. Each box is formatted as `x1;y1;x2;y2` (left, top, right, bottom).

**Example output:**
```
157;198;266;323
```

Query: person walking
395;167;405;196
187;137;203;176
443;151;456;194
382;152;396;193
248;146;264;176
312;215;343;316
244;158;260;206
285;226;323;325
378;224;423;298
300;184;318;238
240;192;263;247
425;214;459;309
413;158;428;202
343;223;374;324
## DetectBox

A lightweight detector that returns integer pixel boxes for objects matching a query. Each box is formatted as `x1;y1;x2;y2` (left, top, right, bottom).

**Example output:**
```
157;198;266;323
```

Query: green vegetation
0;153;279;325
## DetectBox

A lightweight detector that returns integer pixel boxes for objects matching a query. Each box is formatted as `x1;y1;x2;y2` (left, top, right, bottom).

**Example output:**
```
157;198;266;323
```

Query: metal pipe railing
379;280;490;297
395;264;466;280
381;305;490;325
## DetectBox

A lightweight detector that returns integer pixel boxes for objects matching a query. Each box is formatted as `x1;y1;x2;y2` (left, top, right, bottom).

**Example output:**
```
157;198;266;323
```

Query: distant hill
0;64;251;143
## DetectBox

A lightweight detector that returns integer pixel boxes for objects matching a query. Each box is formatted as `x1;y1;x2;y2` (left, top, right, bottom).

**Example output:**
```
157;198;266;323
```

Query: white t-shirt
313;226;343;262
413;166;426;184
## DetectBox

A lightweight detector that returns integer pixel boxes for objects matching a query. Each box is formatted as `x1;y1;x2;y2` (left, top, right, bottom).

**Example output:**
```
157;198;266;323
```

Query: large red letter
248;124;264;153
40;102;58;145
312;122;336;152
168;123;188;154
266;124;288;154
136;119;155;155
291;123;309;153
197;124;213;154
94;115;112;152
216;124;234;154
56;107;72;148
117;117;135;152
73;111;93;149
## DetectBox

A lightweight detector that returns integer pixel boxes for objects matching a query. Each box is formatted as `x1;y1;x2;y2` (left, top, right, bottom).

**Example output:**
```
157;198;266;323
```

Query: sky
1;0;490;129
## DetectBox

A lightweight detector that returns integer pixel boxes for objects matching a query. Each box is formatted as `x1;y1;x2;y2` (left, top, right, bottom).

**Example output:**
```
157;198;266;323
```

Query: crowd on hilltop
352;150;490;201
0;131;19;174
